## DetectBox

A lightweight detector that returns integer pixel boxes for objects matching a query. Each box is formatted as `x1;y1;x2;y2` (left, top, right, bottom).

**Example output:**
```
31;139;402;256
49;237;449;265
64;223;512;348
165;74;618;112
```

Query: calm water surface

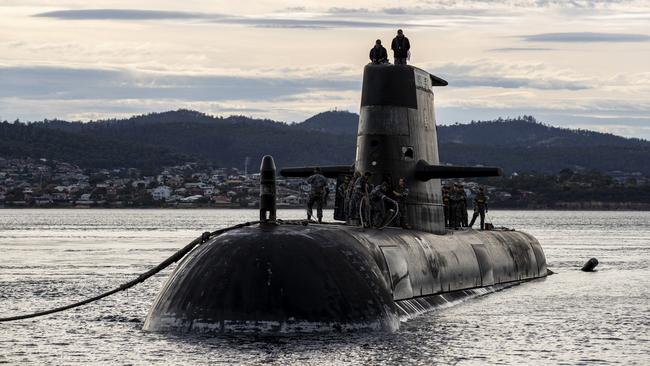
0;209;648;365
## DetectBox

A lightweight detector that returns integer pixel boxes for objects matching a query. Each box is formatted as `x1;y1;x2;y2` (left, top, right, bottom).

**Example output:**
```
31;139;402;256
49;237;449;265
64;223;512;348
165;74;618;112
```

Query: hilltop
1;110;648;174
292;110;358;135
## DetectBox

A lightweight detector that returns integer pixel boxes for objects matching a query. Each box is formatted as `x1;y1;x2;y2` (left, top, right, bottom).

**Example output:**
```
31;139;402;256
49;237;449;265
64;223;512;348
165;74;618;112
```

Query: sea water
0;209;648;365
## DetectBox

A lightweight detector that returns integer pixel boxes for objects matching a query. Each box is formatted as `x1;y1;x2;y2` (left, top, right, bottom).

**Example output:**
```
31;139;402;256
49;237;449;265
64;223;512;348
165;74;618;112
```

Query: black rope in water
0;220;261;322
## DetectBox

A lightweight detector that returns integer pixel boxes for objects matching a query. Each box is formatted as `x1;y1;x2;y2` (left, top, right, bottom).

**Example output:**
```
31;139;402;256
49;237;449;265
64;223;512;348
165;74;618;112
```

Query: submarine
143;64;548;333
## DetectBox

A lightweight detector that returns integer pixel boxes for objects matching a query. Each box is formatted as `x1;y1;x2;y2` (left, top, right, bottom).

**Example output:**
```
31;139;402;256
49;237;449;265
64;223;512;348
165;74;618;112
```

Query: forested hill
1;110;648;174
2;110;354;169
294;113;650;174
436;116;650;174
437;116;647;148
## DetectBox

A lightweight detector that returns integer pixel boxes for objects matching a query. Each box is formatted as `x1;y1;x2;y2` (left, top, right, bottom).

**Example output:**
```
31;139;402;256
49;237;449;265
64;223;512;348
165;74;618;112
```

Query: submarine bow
143;225;400;333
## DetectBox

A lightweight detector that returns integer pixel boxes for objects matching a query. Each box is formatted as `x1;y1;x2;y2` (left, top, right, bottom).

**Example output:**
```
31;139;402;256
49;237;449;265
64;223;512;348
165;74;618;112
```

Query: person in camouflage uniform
442;185;451;227
370;182;392;228
469;187;489;230
351;172;372;225
336;175;351;221
459;183;469;227
393;178;410;229
306;168;327;223
449;184;464;228
345;172;360;221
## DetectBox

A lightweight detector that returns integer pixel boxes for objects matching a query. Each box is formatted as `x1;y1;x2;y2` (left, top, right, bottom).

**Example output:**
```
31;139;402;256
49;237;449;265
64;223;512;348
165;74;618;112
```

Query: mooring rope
378;198;400;230
0;220;261;322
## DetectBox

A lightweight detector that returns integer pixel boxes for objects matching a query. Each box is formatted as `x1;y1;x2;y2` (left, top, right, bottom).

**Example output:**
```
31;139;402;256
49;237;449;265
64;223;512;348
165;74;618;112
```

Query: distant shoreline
1;205;649;211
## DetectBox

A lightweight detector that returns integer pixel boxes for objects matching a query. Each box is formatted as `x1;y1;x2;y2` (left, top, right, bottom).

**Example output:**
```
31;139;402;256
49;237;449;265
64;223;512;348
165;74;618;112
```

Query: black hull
144;223;547;333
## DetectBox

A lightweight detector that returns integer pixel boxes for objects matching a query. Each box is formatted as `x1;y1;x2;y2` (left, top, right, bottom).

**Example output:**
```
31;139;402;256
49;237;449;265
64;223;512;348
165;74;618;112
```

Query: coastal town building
0;157;647;209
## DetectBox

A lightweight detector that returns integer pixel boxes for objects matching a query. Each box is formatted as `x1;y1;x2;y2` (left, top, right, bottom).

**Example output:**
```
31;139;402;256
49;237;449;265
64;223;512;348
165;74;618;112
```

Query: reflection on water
1;209;649;365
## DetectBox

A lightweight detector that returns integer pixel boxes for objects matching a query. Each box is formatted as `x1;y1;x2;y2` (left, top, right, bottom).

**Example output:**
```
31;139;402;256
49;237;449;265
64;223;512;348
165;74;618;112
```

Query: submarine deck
213;221;547;300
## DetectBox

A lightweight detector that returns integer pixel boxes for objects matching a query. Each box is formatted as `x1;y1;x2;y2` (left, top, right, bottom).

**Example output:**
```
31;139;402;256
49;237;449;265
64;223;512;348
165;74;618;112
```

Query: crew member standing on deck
345;172;361;221
306;168;327;223
393;178;410;229
469;187;489;230
370;182;391;228
442;185;451;227
337;175;351;220
449;184;464;228
369;39;388;64
391;29;411;65
352;172;372;226
459;183;469;227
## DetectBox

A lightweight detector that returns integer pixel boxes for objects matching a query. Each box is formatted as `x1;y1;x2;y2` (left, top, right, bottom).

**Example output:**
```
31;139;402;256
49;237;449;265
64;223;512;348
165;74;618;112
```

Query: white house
152;186;173;201
180;195;203;203
202;186;215;196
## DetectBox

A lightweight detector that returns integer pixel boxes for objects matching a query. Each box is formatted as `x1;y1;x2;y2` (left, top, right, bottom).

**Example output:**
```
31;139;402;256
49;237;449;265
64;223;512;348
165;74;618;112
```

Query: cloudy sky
1;0;649;138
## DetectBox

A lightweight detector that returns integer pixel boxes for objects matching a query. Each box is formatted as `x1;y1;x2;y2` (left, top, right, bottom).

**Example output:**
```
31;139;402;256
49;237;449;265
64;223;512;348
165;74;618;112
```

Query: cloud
382;7;408;15
34;9;210;20
0;65;359;101
283;7;306;12
34;9;436;29
379;6;496;16
327;7;369;14
531;0;641;8
490;47;554;52
450;76;589;90
428;60;594;90
420;0;642;9
2;63;649;139
522;32;650;42
320;5;509;18
0;63;361;123
208;17;418;29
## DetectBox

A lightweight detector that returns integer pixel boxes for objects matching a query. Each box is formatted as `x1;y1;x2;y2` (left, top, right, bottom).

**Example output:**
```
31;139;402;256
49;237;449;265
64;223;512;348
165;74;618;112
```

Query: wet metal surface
144;215;546;332
144;224;399;333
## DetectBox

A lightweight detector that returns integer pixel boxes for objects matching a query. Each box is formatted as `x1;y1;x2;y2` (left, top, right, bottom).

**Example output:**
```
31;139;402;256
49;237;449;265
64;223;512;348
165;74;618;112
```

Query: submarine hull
143;224;547;333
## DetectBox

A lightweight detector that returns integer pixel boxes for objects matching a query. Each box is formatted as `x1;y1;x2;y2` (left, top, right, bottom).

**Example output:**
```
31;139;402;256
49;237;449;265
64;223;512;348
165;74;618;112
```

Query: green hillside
1;111;648;174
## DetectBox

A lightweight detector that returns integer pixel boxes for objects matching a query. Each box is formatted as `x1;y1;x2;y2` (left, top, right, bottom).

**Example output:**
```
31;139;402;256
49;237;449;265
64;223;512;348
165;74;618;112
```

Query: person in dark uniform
345;171;361;221
459;183;468;227
336;175;351;220
370;182;392;228
469;187;489;230
369;39;388;64
442;185;451;227
393;178;410;229
352;172;372;225
391;29;410;65
305;168;327;223
449;184;464;229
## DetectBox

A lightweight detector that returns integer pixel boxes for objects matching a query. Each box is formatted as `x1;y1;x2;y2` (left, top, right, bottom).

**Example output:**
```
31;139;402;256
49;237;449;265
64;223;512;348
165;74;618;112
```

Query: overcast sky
1;1;649;138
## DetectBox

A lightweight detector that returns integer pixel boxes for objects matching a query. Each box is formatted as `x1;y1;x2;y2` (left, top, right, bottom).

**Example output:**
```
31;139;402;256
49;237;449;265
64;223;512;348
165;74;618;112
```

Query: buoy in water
581;258;599;272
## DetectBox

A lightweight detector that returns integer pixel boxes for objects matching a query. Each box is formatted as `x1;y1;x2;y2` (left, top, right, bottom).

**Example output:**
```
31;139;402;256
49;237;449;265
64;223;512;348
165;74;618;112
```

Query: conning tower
356;64;448;232
282;64;500;232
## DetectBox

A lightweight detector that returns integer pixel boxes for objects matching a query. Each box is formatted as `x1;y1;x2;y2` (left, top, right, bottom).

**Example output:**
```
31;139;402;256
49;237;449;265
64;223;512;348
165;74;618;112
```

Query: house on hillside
152;186;173;201
180;195;203;203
